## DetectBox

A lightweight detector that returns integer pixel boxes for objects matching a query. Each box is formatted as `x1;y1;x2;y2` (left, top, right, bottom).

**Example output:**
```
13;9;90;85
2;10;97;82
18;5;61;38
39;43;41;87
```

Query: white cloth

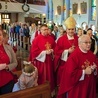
61;50;69;61
12;82;20;92
93;37;97;55
30;31;36;44
36;51;46;62
79;70;85;81
67;34;74;40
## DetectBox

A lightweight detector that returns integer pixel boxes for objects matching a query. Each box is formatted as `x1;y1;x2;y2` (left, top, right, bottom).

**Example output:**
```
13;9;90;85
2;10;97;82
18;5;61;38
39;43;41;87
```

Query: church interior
0;0;98;98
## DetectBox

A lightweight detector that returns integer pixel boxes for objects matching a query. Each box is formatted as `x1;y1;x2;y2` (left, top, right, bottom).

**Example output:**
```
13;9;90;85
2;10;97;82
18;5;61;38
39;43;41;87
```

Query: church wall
52;0;95;29
0;1;46;13
0;0;96;29
18;13;25;23
0;1;46;23
52;0;63;25
11;13;17;23
71;0;88;27
71;0;96;29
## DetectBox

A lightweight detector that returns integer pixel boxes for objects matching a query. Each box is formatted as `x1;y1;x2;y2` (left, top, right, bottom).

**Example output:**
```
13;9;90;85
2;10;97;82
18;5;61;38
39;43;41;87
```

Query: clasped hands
68;46;75;53
0;63;8;71
46;49;53;54
85;63;97;75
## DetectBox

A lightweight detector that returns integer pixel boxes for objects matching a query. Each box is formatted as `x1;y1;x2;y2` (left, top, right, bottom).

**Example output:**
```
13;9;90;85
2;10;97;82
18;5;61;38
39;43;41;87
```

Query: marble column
49;0;53;21
46;2;49;22
64;0;70;19
61;0;65;24
95;0;98;30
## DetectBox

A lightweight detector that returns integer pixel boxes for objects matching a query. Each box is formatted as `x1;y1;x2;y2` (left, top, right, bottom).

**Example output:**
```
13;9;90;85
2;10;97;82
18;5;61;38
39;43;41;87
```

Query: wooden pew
20;35;24;48
1;71;51;98
12;70;22;77
16;57;22;71
0;82;51;98
23;36;29;50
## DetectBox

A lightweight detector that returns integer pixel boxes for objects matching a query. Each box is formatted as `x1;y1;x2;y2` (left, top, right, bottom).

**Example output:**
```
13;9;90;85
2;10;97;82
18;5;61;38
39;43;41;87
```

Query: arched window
91;0;96;20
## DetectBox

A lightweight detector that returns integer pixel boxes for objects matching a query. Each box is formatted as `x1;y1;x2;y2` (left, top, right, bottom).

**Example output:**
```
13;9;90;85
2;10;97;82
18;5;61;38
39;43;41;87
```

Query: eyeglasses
41;29;48;31
82;41;92;44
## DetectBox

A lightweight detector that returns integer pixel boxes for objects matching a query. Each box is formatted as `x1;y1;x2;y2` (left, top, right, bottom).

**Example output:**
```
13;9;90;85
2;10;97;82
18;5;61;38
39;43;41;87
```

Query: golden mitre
64;16;76;28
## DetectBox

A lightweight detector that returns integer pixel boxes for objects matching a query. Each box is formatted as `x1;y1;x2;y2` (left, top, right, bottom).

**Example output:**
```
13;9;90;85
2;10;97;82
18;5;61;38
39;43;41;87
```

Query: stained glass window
91;0;96;20
91;0;96;6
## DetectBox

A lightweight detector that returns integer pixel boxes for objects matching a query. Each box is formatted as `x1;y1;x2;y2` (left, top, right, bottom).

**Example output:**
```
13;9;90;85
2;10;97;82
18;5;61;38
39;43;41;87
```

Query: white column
0;14;1;24
95;0;98;29
49;0;53;21
64;0;70;19
46;2;49;22
61;0;64;24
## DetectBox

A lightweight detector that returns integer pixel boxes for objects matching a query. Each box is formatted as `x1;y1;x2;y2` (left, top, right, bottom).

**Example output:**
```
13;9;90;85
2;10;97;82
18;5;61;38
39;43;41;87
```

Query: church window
91;0;96;20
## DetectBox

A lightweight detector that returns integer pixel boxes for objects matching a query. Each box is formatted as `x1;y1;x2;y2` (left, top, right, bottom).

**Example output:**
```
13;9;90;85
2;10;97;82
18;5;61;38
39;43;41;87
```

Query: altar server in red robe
54;16;78;86
58;35;97;98
30;24;56;93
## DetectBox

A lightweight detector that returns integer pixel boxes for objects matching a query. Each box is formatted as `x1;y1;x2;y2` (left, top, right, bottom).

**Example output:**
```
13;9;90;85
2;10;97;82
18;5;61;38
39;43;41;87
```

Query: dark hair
78;28;82;31
83;30;87;34
87;28;92;31
23;63;35;73
40;24;48;28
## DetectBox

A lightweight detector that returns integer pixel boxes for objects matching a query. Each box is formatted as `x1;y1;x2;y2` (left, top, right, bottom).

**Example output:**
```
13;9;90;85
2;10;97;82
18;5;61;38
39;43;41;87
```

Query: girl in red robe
30;24;56;96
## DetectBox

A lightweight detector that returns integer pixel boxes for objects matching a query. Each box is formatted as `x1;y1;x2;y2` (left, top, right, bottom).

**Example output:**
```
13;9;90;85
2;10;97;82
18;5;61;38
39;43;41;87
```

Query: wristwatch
22;3;30;12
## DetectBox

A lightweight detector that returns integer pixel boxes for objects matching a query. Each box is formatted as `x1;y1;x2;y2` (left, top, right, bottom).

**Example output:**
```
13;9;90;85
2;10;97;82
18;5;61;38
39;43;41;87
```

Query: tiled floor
16;46;29;70
16;46;29;60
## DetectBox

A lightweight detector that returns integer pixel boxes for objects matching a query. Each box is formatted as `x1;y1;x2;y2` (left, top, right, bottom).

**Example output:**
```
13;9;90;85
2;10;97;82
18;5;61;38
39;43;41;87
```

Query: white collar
22;69;34;76
67;34;74;40
79;47;88;53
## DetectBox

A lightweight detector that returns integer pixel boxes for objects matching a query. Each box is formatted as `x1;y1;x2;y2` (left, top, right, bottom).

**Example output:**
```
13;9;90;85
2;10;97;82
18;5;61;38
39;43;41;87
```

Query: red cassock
35;31;41;38
30;34;56;92
58;47;97;98
54;34;78;85
48;34;56;40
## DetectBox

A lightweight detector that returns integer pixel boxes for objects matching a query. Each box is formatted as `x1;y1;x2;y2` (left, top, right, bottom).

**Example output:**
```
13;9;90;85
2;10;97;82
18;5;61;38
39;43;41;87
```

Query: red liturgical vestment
58;47;97;98
30;34;56;91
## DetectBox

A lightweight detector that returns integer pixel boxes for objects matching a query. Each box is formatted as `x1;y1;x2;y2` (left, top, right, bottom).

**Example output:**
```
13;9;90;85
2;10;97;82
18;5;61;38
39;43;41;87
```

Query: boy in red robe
54;16;78;86
30;24;56;95
58;35;97;98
